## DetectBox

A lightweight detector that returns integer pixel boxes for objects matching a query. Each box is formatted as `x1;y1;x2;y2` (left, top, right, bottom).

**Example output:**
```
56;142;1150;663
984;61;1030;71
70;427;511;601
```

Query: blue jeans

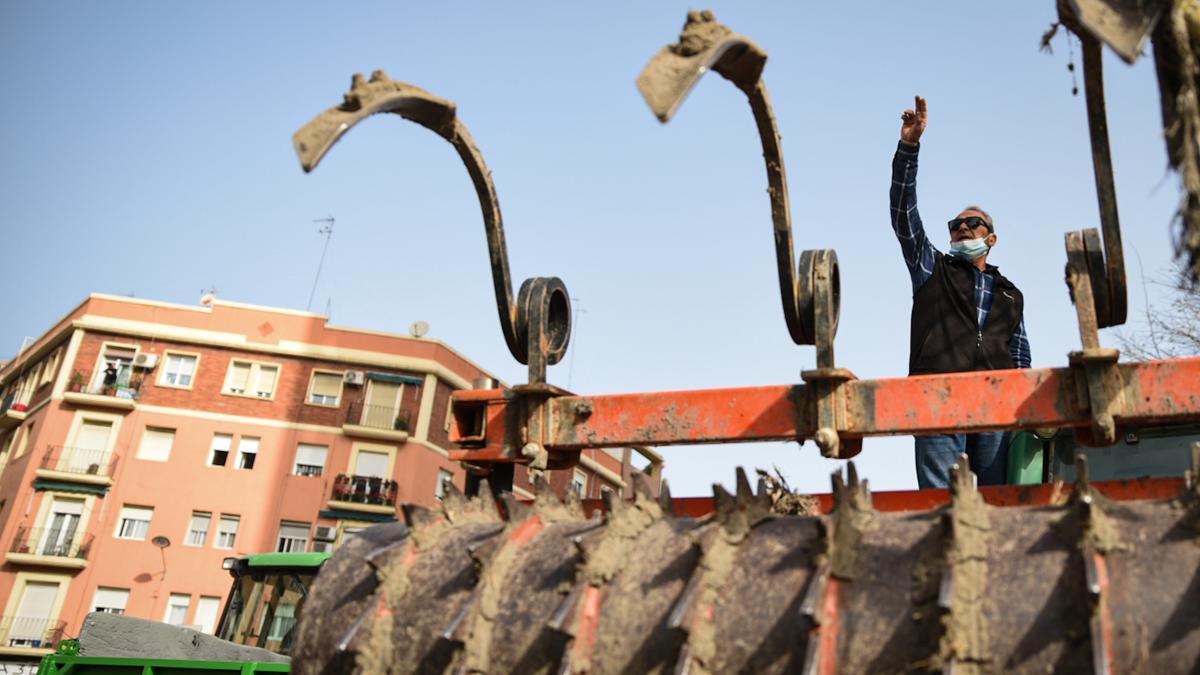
914;432;1009;489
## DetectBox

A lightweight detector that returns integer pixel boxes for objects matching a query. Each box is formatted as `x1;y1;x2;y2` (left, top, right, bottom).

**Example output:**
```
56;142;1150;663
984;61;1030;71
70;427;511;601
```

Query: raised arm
890;95;937;291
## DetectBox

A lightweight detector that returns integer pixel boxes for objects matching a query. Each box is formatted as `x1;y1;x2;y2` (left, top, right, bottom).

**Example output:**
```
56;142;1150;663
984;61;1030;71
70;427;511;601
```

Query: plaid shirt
890;141;1031;368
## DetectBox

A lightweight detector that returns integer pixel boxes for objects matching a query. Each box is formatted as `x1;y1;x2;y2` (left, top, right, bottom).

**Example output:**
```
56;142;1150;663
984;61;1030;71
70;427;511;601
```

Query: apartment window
308;371;343;406
276;522;310;553
361;380;403;430
435;468;454;500
186;512;211;547
136;427;175;462
40;348;61;386
224;360;279;399
267;604;297;642
12;422;31;458
164;593;190;626
115;506;153;540
93;344;136;389
9;581;60;647
39;498;83;556
160;353;198;388
208;434;232;467
194;596;221;635
216;515;239;549
293;444;327;477
91;587;130;615
236;437;260;470
354;450;389;478
68;419;113;471
572;470;588;498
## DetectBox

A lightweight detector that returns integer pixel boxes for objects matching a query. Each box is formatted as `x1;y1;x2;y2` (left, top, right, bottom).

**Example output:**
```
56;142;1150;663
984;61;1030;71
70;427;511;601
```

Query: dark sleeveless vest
909;252;1023;376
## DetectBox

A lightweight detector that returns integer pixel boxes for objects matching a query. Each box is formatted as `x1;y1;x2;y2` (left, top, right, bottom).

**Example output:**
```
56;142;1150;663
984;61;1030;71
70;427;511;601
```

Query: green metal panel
32;478;109;496
366;371;423;385
243;551;331;568
38;654;290;674
318;508;397;523
1006;431;1044;485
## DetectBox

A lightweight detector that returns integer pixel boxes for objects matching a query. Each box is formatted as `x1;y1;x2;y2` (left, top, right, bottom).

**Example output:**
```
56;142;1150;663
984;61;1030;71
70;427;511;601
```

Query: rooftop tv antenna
307;215;335;312
409;320;430;338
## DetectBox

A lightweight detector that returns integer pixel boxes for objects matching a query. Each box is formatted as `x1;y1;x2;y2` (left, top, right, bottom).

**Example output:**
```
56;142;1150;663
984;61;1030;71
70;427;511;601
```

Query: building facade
0;294;631;663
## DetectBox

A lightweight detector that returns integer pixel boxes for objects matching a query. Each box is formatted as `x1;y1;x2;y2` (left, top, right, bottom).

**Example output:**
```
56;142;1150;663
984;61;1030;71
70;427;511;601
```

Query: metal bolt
575;400;594;418
815;427;839;456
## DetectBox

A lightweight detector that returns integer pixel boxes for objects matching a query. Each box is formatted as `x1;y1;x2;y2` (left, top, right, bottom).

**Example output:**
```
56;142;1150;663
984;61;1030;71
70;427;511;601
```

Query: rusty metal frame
449;357;1200;462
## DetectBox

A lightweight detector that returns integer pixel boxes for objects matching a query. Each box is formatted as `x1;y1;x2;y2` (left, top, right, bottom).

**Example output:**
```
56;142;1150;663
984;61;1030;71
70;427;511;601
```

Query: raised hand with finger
900;95;927;145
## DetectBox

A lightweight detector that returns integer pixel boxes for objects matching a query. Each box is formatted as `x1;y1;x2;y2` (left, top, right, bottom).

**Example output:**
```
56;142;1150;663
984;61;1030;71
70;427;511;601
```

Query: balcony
342;404;411;442
62;377;138;411
6;526;92;569
328;473;399;515
0;393;27;430
36;445;118;486
0;616;65;655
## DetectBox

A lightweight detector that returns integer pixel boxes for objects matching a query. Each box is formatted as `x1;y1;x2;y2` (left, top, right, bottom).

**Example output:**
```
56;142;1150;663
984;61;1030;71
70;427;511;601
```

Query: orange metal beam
450;358;1200;460
579;476;1187;518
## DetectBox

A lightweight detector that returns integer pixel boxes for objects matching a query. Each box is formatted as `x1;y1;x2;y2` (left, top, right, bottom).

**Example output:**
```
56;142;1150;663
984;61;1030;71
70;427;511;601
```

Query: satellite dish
151;536;172;548
409;320;430;338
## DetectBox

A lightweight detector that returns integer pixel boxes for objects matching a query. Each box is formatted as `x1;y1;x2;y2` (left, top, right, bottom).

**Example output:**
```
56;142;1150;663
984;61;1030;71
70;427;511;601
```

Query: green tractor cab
39;550;332;674
216;551;332;656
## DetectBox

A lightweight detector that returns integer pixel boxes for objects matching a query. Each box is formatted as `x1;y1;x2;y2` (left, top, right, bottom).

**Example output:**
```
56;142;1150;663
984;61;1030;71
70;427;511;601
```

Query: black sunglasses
947;216;992;233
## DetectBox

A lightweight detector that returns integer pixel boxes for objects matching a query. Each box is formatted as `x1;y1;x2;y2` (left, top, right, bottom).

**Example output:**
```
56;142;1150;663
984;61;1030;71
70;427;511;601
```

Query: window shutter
312;373;341;398
227;363;250;391
354;450;389;478
76;421;113;452
137;428;174;461
296;444;327;468
255;366;278;394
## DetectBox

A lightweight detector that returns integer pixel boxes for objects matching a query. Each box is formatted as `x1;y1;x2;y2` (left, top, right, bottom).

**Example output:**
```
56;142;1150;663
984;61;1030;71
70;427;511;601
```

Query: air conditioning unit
133;353;159;369
343;370;365;385
313;526;337;542
312;541;334;553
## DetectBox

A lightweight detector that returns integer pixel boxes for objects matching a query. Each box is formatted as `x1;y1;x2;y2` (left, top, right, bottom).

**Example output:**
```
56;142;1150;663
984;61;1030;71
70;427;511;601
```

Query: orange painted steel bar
579;476;1187;518
451;358;1200;460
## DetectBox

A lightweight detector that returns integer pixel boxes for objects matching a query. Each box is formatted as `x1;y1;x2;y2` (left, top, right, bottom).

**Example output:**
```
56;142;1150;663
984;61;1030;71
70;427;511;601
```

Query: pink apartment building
0;294;637;667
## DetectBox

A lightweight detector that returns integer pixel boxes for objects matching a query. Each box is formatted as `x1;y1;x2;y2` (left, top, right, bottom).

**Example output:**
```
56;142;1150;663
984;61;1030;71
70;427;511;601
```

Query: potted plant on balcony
68;371;85;393
393;413;410;433
11;402;28;412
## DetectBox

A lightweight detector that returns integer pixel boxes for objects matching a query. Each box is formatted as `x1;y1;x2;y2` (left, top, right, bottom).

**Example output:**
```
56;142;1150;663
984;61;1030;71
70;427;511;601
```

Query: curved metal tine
1080;32;1128;327
293;70;524;363
636;12;812;346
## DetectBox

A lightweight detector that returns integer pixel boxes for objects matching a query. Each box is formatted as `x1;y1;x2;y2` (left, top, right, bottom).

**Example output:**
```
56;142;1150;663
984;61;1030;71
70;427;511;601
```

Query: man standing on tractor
889;95;1032;488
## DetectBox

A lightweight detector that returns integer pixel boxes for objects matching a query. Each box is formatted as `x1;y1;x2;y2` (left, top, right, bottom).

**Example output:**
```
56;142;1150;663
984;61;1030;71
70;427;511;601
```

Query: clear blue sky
0;2;1181;495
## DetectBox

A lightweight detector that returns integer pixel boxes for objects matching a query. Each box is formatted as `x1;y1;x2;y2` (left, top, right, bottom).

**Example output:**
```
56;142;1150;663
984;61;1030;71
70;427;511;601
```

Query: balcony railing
332;474;398;507
9;526;93;560
294;464;324;477
40;445;118;477
345;403;411;433
0;392;26;415
70;382;140;400
0;616;65;649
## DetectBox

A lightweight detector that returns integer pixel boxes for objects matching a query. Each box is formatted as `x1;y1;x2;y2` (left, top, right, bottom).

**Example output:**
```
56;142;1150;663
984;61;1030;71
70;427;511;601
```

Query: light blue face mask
949;237;990;260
